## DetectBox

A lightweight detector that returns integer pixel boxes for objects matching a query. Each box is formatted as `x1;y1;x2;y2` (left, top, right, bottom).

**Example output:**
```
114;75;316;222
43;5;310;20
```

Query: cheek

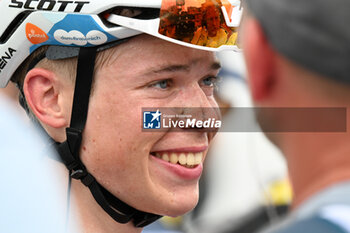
80;92;165;183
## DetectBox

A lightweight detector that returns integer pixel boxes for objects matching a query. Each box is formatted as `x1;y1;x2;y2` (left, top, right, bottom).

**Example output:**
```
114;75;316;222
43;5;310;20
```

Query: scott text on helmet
9;0;90;12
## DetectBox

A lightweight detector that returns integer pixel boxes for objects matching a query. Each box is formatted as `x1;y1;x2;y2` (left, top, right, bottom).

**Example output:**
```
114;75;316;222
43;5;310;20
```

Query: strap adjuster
71;169;87;179
133;213;162;228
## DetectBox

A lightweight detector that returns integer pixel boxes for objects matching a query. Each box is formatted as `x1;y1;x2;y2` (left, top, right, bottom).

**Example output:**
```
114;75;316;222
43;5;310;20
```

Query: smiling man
75;35;220;220
0;0;240;232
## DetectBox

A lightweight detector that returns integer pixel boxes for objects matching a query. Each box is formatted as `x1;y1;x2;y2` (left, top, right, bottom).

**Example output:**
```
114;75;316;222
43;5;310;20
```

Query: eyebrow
153;64;191;74
211;62;221;70
145;61;222;76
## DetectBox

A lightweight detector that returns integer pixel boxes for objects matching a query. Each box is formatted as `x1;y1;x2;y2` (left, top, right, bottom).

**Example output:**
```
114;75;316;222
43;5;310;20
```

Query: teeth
179;153;186;165
154;152;203;167
187;153;194;166
162;153;169;162
195;153;202;164
170;153;178;164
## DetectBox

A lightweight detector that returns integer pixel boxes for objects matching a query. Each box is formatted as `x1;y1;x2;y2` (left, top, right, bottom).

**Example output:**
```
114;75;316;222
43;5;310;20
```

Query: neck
283;132;350;209
69;179;142;233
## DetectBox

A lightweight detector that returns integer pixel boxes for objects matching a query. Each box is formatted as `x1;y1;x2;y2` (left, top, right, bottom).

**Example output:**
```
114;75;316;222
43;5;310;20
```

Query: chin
160;185;200;217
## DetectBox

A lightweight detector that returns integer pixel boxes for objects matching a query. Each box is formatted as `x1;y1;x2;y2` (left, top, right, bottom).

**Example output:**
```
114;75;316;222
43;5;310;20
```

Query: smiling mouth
150;152;203;168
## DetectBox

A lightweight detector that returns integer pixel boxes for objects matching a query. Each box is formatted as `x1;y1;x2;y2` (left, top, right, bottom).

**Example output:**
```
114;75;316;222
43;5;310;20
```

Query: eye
200;75;220;96
201;75;219;87
150;79;172;89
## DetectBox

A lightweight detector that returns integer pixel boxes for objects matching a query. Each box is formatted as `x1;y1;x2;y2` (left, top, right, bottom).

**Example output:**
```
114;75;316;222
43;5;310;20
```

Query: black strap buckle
71;169;87;179
133;212;162;228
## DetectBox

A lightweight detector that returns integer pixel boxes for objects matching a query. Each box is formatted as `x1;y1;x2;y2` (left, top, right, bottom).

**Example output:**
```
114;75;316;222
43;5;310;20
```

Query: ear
242;17;276;101
23;68;69;128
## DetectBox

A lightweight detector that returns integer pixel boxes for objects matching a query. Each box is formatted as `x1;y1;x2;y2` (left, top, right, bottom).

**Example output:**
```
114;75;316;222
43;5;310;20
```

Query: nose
176;83;220;125
180;82;215;108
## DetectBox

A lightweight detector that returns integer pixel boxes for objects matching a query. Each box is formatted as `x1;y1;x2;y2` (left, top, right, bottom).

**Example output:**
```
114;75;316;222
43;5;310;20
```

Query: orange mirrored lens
159;0;239;48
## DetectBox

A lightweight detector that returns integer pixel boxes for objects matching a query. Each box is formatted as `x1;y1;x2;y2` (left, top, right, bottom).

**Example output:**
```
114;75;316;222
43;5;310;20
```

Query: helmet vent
99;7;159;28
0;11;32;44
109;7;159;20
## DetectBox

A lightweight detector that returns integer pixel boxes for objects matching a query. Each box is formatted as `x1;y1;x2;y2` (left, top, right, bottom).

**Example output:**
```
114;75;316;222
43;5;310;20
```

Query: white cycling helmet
0;0;243;87
0;0;243;227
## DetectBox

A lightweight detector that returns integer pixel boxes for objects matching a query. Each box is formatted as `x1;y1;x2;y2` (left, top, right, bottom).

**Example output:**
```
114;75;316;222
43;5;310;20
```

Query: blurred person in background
241;0;350;232
0;94;77;233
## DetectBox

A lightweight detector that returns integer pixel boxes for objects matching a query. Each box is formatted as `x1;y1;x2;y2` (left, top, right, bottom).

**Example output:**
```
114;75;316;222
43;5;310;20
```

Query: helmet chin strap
55;46;161;228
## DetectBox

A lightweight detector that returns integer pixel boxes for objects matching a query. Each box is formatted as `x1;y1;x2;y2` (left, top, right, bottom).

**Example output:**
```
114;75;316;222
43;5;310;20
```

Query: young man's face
80;34;220;216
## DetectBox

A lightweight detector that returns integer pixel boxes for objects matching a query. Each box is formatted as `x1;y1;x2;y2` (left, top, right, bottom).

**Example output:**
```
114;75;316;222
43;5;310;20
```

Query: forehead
101;34;216;72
